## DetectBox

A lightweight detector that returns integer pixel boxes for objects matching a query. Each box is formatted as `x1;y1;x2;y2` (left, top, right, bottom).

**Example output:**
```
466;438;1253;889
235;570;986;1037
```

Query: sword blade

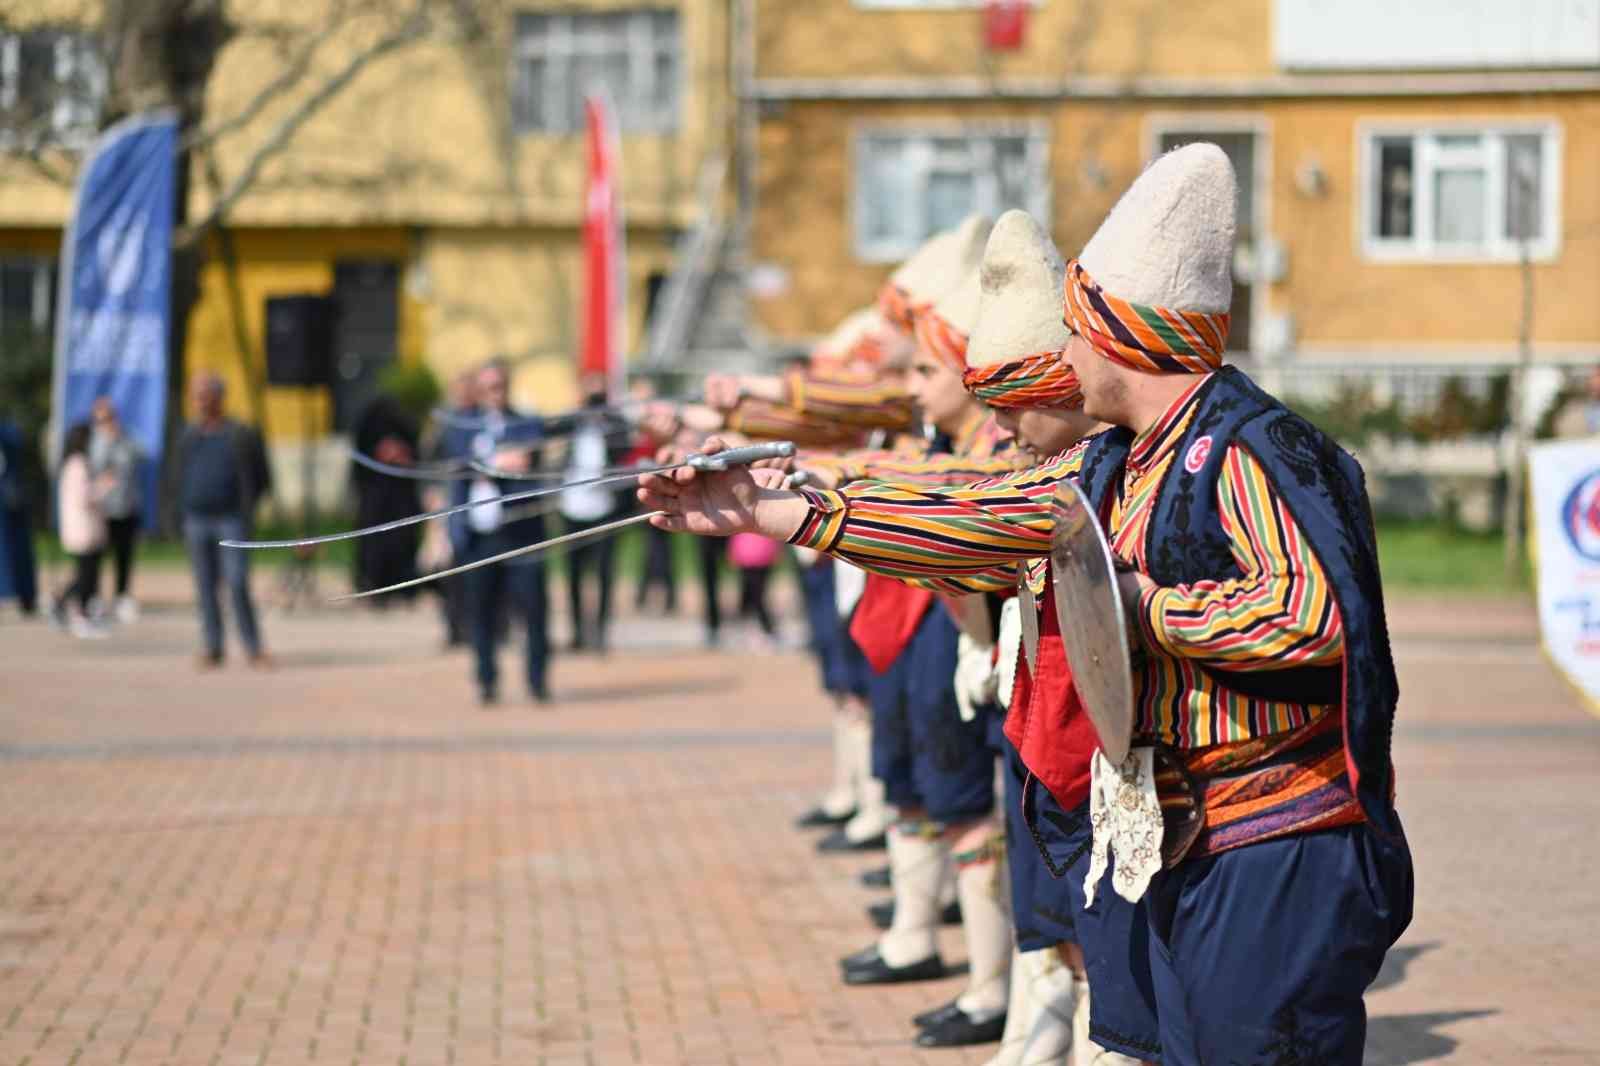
332;511;662;602
349;448;479;481
221;464;678;550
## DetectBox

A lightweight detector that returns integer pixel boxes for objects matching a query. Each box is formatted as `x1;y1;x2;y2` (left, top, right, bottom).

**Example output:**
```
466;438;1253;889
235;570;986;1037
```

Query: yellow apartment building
746;0;1600;392
0;0;734;437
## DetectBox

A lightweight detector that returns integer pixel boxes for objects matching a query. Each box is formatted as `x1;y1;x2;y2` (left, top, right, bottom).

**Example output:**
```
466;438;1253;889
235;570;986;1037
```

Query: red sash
848;574;936;674
1003;571;1099;809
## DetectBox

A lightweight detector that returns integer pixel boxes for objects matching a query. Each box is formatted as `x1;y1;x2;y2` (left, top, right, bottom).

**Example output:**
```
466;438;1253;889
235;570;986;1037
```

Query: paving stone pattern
0;575;1596;1065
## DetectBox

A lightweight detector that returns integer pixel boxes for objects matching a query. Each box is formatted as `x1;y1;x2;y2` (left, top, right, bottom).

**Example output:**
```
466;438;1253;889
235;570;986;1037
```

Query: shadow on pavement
555;675;740;704
1370;940;1439;994
1365;1010;1497;1066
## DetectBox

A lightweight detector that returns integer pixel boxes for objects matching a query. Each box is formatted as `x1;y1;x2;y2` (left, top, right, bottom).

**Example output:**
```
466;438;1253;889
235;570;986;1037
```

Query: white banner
1529;438;1600;712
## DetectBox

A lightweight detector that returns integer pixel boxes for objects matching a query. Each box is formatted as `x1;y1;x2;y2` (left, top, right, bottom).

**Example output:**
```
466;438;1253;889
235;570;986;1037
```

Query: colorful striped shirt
799;410;1019;489
785;367;917;432
788;377;1344;748
724;398;871;449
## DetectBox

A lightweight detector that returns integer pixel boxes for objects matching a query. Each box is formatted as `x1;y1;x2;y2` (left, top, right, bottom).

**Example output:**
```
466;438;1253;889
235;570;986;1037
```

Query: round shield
1049;478;1135;764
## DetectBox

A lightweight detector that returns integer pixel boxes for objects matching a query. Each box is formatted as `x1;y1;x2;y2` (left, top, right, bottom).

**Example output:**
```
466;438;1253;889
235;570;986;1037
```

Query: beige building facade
746;0;1600;375
0;0;733;436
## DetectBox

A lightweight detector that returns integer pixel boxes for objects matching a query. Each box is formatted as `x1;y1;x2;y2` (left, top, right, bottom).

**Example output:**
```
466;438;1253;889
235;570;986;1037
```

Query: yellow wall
751;92;1600;356
754;0;1273;82
183;229;424;440
0;0;731;229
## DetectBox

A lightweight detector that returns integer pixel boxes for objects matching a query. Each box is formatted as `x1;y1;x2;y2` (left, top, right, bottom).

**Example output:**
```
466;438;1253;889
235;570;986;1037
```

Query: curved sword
349;448;481;481
334;510;662;602
220;441;796;550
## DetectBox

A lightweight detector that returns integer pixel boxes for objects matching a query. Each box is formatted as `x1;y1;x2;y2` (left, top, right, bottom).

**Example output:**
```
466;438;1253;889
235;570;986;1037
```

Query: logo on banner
1184;436;1213;475
1562;468;1600;563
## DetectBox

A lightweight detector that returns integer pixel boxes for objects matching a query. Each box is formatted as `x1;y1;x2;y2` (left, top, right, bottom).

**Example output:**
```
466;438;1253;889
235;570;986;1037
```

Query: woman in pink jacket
52;423;110;638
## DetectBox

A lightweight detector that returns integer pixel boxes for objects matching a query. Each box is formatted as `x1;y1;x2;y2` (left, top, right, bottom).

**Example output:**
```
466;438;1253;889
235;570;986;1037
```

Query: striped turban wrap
1062;258;1229;375
878;283;915;335
912;306;969;374
962;351;1083;410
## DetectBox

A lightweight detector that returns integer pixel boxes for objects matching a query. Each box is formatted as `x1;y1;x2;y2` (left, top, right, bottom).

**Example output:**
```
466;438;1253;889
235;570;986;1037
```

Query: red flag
581;96;626;400
983;0;1028;50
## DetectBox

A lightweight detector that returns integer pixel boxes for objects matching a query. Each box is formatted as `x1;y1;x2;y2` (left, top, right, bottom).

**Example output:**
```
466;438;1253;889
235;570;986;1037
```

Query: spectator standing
1553;365;1600;438
51;423;109;639
557;376;632;652
88;397;146;622
170;372;273;669
728;532;779;649
440;362;551;706
349;395;421;604
0;419;38;616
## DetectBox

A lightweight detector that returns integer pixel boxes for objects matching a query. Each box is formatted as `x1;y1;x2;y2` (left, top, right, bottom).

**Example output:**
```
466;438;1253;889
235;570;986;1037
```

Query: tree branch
180;19;331;151
175;3;433;248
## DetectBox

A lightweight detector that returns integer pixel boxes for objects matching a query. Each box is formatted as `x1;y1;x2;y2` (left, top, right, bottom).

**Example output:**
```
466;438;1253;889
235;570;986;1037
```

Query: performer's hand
797;465;841;491
703;373;743;412
1115;566;1155;630
492;447;532;474
637;436;809;540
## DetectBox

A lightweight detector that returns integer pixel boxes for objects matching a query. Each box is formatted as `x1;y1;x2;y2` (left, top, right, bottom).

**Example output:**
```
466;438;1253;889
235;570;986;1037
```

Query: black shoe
912;998;965;1030
817;828;886;854
914;1007;1007;1047
868;898;963;931
479;687;499;708
859;865;892;889
795;806;855;829
530;685;551;705
840;947;944;986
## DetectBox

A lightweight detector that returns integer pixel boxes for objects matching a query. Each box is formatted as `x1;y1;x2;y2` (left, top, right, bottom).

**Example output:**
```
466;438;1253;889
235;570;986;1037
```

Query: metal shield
1049;478;1135;764
1016;566;1040;674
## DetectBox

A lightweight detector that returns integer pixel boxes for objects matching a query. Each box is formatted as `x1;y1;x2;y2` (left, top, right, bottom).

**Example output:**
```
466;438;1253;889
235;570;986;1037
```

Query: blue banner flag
50;110;178;530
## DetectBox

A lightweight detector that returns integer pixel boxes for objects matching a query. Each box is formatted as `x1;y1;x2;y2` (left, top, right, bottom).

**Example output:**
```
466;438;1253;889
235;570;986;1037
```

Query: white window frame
1356;121;1563;264
0;256;56;335
0;27;103;149
510;9;682;135
851;122;1051;264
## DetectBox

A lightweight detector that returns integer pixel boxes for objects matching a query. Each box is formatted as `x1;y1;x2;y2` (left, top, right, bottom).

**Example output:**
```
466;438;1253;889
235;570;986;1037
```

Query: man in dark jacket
171;372;273;668
439;361;552;706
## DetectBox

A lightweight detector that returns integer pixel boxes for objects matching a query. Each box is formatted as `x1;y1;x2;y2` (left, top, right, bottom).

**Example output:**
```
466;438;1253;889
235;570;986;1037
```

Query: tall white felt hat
813;308;881;362
967;210;1068;371
891;214;994;306
1078;142;1236;314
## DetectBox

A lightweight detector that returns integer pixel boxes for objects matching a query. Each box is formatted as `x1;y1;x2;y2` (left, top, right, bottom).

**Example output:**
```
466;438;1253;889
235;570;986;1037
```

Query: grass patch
1374;520;1530;595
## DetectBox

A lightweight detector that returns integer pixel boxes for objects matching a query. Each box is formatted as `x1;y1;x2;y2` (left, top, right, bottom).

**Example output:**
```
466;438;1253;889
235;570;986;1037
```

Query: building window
0;28;104;148
854;128;1049;262
1362;126;1560;262
0;257;56;338
511;10;681;135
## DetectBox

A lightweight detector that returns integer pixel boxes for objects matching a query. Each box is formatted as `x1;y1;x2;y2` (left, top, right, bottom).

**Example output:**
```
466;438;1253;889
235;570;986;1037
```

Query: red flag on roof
581;95;626;400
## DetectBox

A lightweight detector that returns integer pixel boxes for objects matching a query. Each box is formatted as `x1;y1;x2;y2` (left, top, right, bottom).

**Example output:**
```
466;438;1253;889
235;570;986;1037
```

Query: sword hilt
686;441;795;472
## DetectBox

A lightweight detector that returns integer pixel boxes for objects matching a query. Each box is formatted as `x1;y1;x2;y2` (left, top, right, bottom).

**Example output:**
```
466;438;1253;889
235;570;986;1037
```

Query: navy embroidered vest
1075;368;1401;836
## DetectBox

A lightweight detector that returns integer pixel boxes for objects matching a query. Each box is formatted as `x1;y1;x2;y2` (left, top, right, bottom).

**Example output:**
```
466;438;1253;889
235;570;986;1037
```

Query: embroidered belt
1151;709;1365;866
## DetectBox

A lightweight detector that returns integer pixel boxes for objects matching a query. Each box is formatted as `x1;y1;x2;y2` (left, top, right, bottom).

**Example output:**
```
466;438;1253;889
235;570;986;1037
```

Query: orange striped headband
878;283;915;336
912;305;969;374
1061;258;1229;375
962;351;1083;410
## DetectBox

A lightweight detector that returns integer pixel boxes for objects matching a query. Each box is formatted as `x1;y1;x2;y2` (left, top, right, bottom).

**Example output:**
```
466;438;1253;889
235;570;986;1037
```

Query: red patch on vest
848;574;936;674
1185;435;1213;474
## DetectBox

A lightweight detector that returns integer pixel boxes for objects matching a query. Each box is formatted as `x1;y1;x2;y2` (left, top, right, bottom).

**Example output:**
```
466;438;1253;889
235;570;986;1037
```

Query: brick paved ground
1;565;1596;1065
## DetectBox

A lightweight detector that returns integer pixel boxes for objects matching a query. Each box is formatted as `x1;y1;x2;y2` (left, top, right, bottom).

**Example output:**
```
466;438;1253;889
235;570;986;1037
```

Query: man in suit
440;361;552;706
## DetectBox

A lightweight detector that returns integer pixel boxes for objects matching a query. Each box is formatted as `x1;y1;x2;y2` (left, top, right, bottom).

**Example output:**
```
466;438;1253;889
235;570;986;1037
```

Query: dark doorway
1157;130;1256;353
330;260;400;432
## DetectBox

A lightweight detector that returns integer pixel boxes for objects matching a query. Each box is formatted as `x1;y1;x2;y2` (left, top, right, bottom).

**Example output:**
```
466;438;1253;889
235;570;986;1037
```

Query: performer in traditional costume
639;144;1413;1066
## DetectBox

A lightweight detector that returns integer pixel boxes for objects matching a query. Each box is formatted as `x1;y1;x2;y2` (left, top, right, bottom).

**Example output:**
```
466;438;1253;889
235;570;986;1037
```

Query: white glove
996;597;1022;710
954;633;999;722
833;562;867;618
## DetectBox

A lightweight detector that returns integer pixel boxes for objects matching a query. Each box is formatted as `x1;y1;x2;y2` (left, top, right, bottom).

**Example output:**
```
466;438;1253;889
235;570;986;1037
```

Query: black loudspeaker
264;294;334;386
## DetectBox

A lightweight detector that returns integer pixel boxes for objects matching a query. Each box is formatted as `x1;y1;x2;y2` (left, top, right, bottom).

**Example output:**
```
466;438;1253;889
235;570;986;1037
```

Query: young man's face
905;346;971;431
994;405;1095;460
1063;334;1126;425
